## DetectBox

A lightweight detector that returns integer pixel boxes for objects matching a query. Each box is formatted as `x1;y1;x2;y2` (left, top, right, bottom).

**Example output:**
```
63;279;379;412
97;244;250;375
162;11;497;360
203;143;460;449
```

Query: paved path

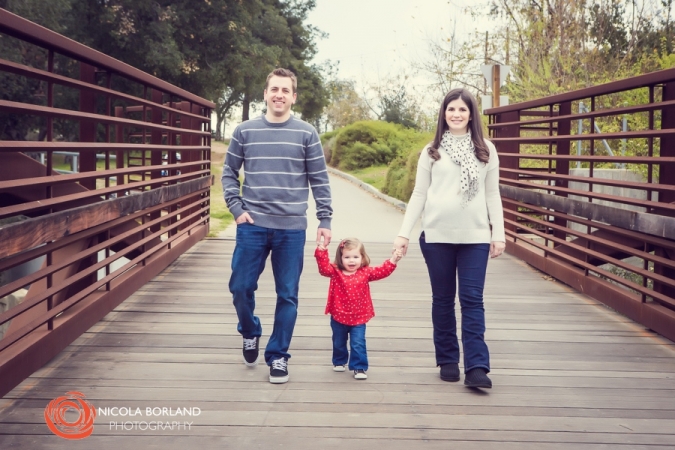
220;172;421;243
1;174;675;449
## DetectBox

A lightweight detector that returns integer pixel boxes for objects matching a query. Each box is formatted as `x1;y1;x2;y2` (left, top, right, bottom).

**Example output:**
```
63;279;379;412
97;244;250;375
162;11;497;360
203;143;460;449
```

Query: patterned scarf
439;131;479;207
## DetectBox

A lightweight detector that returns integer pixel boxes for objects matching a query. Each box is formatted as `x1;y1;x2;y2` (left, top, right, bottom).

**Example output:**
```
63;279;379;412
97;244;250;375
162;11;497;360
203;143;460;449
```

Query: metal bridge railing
0;9;214;397
486;68;675;342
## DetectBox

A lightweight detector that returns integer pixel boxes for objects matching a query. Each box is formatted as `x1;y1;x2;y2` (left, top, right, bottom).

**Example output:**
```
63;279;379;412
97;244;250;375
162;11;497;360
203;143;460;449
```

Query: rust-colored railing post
655;82;675;299
149;89;163;235
79;63;97;189
553;102;572;244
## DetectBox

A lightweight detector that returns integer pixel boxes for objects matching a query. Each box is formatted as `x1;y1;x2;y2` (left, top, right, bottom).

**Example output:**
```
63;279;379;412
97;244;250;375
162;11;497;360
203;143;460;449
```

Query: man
222;68;332;384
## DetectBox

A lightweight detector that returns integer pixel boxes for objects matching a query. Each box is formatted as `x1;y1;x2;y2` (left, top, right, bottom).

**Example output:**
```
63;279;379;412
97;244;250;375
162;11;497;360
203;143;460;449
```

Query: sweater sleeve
221;126;246;220
484;141;505;242
397;148;432;239
366;260;397;282
314;247;336;277
306;128;333;229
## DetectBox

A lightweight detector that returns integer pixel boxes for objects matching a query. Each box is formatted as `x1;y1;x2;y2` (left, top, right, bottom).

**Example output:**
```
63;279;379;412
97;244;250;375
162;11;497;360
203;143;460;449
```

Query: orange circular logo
44;391;96;440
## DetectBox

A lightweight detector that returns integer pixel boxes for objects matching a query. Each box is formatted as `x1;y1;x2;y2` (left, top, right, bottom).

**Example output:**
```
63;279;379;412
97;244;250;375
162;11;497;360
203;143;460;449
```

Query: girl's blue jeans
419;233;491;373
330;317;368;371
229;223;305;365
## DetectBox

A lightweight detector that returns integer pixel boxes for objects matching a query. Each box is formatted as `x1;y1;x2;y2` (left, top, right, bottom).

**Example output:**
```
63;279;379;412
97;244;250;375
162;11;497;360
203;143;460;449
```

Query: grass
343;165;388;191
208;140;234;237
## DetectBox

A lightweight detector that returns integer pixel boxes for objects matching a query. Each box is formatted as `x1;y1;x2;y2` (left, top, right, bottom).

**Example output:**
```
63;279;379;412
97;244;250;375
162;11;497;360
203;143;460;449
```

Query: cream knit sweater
397;137;505;243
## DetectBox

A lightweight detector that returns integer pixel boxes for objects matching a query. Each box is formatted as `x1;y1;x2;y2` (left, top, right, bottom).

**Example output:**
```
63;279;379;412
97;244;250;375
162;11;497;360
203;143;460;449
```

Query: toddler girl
315;238;402;380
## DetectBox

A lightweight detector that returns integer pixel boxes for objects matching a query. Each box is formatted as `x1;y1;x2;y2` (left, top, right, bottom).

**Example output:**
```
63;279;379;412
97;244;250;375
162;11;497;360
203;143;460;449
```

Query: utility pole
506;27;510;65
492;65;501;109
484;31;489;95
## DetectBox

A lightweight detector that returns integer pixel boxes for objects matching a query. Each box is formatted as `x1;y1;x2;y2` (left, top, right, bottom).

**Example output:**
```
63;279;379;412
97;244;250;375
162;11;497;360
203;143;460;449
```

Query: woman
393;88;505;389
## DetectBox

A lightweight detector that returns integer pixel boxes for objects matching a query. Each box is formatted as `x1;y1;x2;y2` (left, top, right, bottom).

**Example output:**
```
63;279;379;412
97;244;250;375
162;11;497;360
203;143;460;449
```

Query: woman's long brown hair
428;88;490;163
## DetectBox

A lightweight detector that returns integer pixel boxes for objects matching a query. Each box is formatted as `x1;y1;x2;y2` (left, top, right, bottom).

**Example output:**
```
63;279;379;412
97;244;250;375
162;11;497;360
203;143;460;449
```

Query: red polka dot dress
314;247;397;326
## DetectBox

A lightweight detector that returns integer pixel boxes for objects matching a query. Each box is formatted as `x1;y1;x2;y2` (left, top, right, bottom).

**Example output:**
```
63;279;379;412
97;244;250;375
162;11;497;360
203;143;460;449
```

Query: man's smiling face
264;75;297;120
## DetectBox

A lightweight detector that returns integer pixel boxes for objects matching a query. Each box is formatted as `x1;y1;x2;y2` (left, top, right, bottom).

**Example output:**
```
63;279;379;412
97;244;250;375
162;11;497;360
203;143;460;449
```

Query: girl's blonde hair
334;238;370;270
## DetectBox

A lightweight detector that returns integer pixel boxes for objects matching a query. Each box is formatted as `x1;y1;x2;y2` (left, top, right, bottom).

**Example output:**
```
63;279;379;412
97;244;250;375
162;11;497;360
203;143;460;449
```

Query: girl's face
445;98;471;135
341;248;363;274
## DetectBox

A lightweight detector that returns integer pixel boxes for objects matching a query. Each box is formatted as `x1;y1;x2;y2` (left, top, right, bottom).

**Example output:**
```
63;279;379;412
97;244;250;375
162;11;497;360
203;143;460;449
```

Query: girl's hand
390;249;403;264
490;241;506;258
317;243;327;251
393;236;409;256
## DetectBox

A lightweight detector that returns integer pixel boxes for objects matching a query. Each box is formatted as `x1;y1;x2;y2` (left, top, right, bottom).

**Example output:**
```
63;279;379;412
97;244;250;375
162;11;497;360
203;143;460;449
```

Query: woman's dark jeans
419;233;490;373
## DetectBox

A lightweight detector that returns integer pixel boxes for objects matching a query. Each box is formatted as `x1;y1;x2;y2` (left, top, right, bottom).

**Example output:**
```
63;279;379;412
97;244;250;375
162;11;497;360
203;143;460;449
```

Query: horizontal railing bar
507;208;675;275
0;176;212;259
491;128;675;143
0;160;209;191
498;153;675;163
0;194;187;275
0;59;210;122
499;184;675;239
501;197;675;251
0;206;209;352
500;177;673;212
0;9;215;108
500;167;675;193
0;170;210;220
488;98;675;129
0;100;210;136
486;66;675;114
0;197;208;325
0;142;208;152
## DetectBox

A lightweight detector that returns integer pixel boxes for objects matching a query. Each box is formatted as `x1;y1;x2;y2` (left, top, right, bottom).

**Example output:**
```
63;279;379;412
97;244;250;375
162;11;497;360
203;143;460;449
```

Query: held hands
390;248;403;264
393;236;409;257
490;241;506;258
317;228;331;248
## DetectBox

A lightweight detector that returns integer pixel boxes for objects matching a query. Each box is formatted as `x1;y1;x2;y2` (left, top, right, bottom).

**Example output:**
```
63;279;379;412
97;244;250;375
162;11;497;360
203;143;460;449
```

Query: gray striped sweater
221;115;332;230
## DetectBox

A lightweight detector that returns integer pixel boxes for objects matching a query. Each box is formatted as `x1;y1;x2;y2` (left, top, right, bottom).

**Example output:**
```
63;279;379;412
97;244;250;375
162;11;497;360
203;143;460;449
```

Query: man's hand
235;212;254;225
490;241;506;258
317;228;331;247
393;236;409;256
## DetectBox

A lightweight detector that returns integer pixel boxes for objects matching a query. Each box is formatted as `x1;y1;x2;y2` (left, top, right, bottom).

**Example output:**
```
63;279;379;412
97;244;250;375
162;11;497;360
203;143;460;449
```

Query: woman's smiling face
445;98;471;135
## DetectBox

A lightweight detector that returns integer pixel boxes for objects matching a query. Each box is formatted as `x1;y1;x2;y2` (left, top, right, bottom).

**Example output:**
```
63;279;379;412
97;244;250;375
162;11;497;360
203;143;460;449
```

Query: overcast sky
306;0;493;104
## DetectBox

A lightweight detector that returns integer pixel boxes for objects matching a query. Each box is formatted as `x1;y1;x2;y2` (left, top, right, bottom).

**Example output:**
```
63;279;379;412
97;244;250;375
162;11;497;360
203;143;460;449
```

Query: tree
418;0;675;105
324;79;371;129
1;1;332;135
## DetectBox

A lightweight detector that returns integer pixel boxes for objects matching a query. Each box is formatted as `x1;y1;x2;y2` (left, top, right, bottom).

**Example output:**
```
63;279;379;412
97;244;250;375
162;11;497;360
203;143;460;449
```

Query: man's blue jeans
229;223;305;364
419;233;491;373
330;317;368;371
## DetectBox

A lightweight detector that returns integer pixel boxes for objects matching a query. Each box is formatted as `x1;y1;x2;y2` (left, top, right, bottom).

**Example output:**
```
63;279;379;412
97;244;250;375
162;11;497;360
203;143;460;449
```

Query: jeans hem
465;364;490;374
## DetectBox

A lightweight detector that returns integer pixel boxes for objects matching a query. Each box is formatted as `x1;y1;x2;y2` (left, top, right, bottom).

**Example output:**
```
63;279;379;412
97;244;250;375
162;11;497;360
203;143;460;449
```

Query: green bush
329;121;416;169
322;120;432;202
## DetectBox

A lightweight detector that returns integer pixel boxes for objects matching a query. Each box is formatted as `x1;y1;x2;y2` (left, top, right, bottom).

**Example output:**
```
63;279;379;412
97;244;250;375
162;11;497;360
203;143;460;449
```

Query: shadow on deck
1;238;674;449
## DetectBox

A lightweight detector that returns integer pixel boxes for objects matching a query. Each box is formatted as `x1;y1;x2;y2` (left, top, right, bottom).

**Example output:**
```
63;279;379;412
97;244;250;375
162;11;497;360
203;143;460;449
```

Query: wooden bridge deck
1;238;674;449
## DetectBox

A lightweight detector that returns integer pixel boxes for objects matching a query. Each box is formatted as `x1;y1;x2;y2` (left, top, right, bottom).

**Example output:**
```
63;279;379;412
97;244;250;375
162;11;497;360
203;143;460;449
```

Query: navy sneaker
242;337;259;367
269;358;289;384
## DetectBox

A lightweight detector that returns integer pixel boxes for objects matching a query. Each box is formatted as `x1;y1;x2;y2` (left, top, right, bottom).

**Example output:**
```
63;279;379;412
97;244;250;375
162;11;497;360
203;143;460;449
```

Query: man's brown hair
265;68;297;93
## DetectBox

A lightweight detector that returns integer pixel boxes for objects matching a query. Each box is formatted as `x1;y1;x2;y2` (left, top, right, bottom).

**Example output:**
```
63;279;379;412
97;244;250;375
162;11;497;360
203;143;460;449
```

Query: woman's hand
393;236;410;257
490;241;506;258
